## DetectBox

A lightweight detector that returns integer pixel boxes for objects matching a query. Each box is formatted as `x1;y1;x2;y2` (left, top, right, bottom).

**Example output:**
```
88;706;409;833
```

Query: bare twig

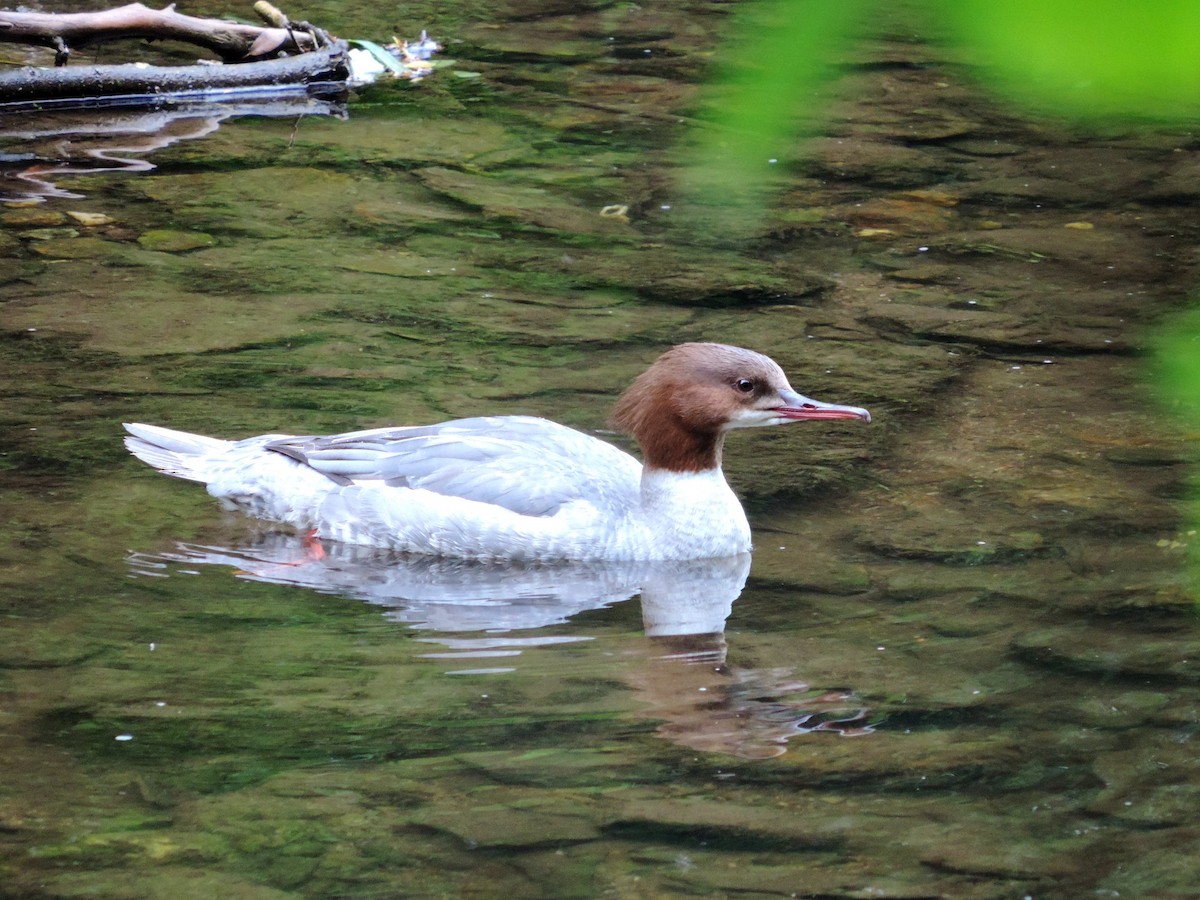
0;2;322;66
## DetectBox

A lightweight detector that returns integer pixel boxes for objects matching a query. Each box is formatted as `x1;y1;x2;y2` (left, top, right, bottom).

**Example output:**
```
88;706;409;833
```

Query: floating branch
0;1;321;65
0;3;356;107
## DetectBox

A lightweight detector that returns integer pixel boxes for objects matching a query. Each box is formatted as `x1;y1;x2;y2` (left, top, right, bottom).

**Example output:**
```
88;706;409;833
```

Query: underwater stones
351;193;474;228
1095;831;1200;898
0;229;20;255
66;211;116;227
413;166;634;235
832;195;960;236
28;236;121;260
1011;628;1200;684
1089;745;1200;827
1144;151;1200;202
765;728;1026;789
433;288;690;350
1102;445;1192;468
807;136;949;186
386;752;618;849
1066;690;1174;729
857;526;1055;565
0;628;107;669
1042;583;1194;617
313;115;531;167
134;168;380;242
931;226;1163;283
459;21;604;63
410;789;603;848
915;825;1094;883
336;254;477;279
859;302;1133;353
1022;147;1169;200
884;262;956;283
943;137;1026;157
847;481;1061;568
136;229;217;253
608;797;845;851
448;747;639;789
631;258;827;307
20;226;79;241
1;208;68;228
514;244;831;309
750;544;871;595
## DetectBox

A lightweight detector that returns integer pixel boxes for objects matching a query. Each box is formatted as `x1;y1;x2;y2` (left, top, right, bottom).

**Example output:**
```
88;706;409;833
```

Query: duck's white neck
638;466;752;559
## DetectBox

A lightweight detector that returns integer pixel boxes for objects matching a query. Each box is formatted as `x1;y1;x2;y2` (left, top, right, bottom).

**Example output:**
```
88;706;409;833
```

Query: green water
2;1;1200;896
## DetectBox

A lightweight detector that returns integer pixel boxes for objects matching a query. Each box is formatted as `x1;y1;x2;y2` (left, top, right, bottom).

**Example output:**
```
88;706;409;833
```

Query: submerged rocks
1012;628;1200;684
136;229;216;253
3;4;1200;899
414;166;636;235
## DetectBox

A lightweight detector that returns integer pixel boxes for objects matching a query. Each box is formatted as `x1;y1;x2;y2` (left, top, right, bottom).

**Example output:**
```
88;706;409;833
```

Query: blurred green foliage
687;0;1199;205
1155;308;1200;431
941;0;1200;120
682;0;865;208
1153;305;1200;592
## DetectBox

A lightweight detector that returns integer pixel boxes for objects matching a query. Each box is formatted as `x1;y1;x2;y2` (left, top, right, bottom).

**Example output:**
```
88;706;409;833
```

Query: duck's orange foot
303;529;327;561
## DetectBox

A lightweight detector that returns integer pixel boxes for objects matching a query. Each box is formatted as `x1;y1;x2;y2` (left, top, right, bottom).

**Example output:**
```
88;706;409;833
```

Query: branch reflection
0;97;344;202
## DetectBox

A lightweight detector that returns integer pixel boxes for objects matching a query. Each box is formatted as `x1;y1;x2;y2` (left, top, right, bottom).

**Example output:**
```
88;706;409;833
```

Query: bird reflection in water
129;530;874;758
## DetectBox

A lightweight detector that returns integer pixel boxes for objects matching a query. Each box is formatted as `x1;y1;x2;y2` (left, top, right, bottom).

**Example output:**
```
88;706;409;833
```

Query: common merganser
123;343;870;561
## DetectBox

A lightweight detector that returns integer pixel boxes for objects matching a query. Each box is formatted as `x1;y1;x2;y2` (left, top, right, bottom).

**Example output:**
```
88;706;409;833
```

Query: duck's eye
734;378;755;394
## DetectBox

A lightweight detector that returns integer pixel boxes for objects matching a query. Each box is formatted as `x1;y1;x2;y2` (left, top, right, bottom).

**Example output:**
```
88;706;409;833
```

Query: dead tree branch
0;42;349;105
0;2;321;65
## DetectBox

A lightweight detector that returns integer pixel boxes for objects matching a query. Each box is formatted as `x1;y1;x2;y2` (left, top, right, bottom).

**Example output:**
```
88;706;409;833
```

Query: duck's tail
123;423;231;483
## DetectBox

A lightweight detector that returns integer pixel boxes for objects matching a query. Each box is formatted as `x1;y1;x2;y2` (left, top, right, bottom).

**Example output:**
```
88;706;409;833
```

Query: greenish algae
1;1;1200;898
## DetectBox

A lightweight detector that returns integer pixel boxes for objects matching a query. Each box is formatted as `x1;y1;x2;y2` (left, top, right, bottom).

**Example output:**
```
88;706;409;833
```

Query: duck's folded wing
263;415;641;517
